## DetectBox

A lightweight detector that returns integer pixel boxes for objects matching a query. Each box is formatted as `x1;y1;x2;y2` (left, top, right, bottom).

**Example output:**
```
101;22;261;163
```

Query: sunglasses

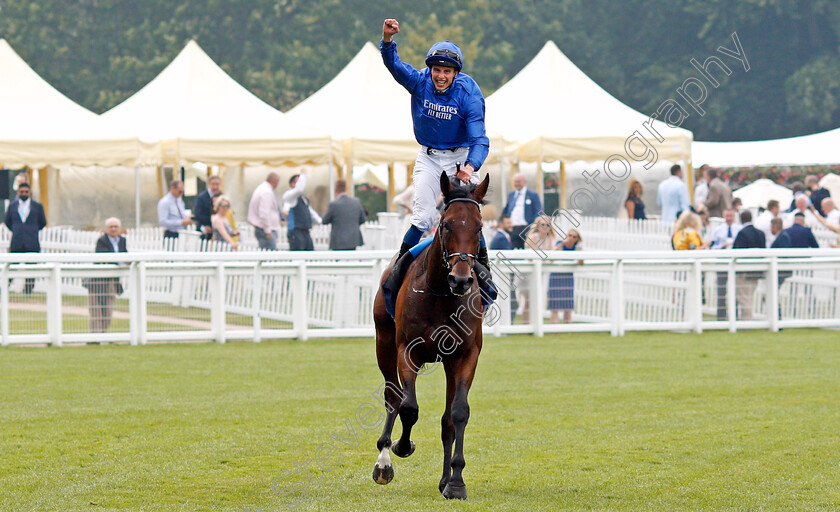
430;48;461;63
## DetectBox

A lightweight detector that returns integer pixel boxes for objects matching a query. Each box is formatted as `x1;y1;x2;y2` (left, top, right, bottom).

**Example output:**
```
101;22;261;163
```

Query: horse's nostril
448;275;458;288
466;277;474;287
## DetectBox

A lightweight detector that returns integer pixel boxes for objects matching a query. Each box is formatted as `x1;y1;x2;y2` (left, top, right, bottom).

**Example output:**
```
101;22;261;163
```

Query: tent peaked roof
487;41;692;162
287;42;508;165
0;38;145;167
102;40;333;164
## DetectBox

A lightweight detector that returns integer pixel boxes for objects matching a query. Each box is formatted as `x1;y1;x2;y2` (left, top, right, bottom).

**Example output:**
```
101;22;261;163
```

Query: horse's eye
442;222;450;231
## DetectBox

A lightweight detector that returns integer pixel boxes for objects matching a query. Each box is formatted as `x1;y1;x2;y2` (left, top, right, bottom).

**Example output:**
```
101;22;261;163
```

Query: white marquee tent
732;179;793;209
486;41;693;165
102;40;336;166
0;39;152;169
692;127;840;168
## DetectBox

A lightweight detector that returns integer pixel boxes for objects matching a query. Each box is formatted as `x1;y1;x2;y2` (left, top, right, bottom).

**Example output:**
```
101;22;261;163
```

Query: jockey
379;18;496;317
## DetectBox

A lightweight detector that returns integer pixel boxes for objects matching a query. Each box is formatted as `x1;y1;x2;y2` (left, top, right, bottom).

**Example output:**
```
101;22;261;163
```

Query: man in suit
704;168;732;218
772;212;819;249
502;173;542;249
84;217;128;333
322;180;367;250
193;175;222;240
4;182;47;295
732;210;766;320
490;214;518;322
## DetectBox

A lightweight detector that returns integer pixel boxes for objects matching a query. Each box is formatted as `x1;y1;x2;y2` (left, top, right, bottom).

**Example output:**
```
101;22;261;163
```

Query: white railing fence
2;249;839;346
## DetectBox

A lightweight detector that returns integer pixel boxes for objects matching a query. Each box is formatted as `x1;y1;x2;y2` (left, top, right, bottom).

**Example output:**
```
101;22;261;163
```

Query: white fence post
211;263;226;343
611;260;624;337
294;261;309;341
768;257;780;332
533;258;544;337
48;265;62;347
129;262;139;346
1;263;8;346
137;262;148;345
252;262;262;343
691;260;703;334
727;260;737;332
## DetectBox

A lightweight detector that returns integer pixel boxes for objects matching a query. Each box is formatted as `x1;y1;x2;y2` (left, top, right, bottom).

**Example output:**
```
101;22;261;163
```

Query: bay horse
372;172;490;500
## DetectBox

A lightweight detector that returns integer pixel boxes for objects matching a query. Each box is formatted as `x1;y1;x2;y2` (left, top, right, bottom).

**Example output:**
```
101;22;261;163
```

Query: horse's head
438;173;490;296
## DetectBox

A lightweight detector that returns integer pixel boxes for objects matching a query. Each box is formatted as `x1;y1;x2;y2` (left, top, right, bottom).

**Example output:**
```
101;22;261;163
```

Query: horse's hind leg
372;314;401;484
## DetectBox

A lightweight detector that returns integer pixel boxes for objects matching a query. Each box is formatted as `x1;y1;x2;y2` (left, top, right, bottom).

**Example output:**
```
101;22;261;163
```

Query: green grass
2;331;839;511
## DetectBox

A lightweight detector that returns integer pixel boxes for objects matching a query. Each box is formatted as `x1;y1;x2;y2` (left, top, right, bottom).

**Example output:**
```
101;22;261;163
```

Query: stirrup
474;259;497;308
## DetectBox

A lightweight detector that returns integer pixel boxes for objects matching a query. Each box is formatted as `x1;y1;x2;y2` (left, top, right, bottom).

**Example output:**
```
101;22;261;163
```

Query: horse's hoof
372;464;394;485
442;483;467;500
390;439;415;458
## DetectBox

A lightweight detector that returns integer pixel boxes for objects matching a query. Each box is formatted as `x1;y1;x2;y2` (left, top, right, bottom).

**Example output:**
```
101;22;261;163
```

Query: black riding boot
383;242;415;318
474;247;498;306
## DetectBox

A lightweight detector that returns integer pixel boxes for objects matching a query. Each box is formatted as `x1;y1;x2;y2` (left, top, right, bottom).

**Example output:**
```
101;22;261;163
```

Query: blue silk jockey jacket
380;40;490;171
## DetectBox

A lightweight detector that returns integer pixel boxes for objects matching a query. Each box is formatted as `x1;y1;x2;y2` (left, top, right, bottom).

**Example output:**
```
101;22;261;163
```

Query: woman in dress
548;228;583;323
211;195;239;250
625;179;646;219
520;215;555;323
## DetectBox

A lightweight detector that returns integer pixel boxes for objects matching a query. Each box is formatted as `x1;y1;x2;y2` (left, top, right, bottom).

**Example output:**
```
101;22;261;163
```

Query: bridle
438;197;481;271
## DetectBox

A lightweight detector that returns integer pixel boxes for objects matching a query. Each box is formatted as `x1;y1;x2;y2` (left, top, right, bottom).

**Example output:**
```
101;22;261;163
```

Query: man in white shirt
786;195;818;228
657;164;691;224
157;180;192;239
820;197;840;226
282;168;322;251
710;208;740;321
247;172;283;250
754;199;779;244
693;164;710;208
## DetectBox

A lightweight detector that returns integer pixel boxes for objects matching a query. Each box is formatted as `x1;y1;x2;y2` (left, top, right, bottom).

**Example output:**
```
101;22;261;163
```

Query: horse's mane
442;176;487;205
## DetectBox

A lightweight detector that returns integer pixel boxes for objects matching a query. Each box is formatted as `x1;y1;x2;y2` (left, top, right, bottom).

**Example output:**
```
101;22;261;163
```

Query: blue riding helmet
425;41;463;72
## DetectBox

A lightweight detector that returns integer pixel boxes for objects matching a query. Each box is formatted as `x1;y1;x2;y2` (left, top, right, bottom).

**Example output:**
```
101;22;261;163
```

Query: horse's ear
472;174;490;203
440;171;452;195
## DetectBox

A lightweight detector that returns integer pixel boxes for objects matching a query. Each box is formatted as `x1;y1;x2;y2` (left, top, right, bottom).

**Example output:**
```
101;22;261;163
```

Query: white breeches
409;146;479;232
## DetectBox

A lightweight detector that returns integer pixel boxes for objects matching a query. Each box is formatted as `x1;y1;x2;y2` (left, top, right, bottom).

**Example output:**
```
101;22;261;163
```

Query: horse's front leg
372;379;402;484
439;365;456;494
442;348;479;500
391;343;420;459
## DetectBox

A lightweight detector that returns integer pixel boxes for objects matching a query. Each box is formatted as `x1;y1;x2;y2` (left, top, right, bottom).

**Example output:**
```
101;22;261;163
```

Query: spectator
732;210;766;320
787;195;818;227
548;228;583;323
772;212;819;248
490;214;514;250
731;197;743;224
625;179;646;219
502;173;542;249
84;217;127;333
4;182;47;295
806;175;831;215
710;208;741;250
671;211;708;250
392;184;415;233
490;215;517;322
696;205;711;240
657;164;690;224
768;217;784;247
194;175;222;240
247;172;283;251
158;180;192;239
820;197;840;226
520;214;555;323
755;199;780;243
704;168;732;218
787;181;810;212
809;204;840;248
322;179;366;250
694;164;710;208
211;195;239;250
282;169;322;251
710;208;740;320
